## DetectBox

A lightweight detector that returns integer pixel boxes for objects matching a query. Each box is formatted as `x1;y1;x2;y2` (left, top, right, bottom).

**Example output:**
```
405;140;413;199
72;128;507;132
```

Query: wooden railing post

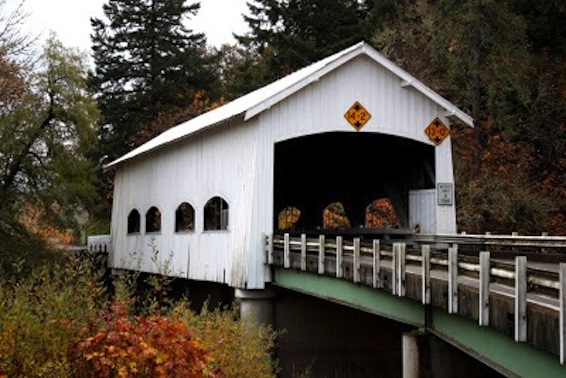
392;243;397;296
353;237;361;283
373;239;381;289
300;233;307;271
392;243;406;297
318;234;325;274
560;263;566;364
336;236;343;278
515;256;527;342
422;244;431;305
284;233;290;268
448;245;458;314
266;233;273;265
479;251;490;326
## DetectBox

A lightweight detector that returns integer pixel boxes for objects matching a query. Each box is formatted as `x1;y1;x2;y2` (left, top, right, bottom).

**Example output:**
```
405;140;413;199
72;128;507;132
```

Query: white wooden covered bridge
104;41;473;296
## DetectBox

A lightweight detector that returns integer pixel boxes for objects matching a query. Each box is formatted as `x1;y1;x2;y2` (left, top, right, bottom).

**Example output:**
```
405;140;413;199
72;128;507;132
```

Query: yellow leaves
323;202;351;230
278;206;301;230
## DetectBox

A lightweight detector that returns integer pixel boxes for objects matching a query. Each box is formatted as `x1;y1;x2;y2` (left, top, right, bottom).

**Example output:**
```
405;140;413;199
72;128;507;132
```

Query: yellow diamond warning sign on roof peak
344;101;371;131
425;117;450;145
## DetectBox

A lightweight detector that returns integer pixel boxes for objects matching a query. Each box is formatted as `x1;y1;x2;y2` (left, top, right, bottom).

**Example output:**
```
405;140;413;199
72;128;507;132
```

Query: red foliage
366;199;400;229
323;202;351;229
73;302;220;378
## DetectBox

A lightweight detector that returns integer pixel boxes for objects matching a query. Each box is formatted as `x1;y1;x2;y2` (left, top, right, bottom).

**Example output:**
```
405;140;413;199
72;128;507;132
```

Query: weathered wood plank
373;239;381;289
422;244;431;305
515;256;527;342
336;236;343;278
300;233;307;271
318;235;325;274
448;246;458;314
479;251;490;326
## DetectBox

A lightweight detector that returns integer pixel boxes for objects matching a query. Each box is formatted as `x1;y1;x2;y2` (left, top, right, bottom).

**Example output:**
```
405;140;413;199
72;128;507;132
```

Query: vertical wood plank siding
110;54;460;289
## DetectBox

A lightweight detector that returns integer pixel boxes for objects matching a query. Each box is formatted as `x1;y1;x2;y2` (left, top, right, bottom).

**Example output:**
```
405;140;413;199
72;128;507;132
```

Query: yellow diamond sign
425;117;450;145
344;101;371;131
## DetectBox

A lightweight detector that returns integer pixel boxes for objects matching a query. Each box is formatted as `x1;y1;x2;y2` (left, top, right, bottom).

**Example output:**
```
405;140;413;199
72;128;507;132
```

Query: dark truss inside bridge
273;131;435;233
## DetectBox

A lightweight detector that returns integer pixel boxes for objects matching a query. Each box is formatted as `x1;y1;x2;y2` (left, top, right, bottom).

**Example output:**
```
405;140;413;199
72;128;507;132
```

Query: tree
228;0;382;94
0;36;99;245
371;0;566;234
0;0;36;60
90;0;221;164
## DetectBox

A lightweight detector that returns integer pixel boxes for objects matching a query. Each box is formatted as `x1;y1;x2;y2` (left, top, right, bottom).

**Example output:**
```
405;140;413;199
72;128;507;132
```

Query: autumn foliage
365;199;400;229
73;301;219;378
0;251;278;378
323;202;351;229
19;203;78;247
278;206;301;230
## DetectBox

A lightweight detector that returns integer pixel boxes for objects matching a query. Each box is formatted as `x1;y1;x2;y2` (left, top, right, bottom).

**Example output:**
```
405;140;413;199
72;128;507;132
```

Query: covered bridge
104;41;473;291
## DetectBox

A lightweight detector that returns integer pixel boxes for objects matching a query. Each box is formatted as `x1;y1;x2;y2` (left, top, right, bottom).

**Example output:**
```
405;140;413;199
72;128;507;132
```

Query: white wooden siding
263;56;444;145
409;189;437;234
110;120;258;287
110;47;466;289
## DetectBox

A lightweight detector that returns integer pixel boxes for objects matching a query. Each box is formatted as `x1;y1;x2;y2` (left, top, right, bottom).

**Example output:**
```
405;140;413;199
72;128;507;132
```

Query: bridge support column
235;285;276;329
402;329;430;378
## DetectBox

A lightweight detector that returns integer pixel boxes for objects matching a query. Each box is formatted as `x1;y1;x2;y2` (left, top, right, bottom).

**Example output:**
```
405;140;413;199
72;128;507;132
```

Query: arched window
204;196;229;231
175;202;195;232
322;202;351;229
366;198;400;229
145;206;162;233
278;206;301;230
127;209;140;234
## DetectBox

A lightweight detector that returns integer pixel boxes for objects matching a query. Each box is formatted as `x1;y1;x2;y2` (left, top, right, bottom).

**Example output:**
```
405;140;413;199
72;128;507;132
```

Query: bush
173;303;279;378
72;301;219;378
0;257;105;377
0;250;280;378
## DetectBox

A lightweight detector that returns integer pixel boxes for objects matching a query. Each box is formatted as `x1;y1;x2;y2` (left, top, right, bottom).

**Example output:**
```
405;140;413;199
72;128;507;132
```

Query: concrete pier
235;285;276;329
403;330;429;378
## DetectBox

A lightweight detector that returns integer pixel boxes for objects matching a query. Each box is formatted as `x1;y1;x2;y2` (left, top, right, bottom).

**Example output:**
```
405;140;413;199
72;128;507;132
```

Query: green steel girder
273;268;566;378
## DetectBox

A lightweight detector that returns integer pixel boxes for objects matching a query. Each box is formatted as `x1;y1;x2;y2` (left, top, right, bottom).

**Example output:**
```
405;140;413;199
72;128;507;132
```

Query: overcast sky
16;0;249;54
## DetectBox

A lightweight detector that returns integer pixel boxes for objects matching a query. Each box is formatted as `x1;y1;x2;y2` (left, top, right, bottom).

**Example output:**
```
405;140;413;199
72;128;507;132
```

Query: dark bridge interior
273;132;435;231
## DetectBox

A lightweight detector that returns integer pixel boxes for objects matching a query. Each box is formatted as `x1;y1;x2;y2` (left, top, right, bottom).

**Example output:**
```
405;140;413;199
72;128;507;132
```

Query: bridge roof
106;41;473;169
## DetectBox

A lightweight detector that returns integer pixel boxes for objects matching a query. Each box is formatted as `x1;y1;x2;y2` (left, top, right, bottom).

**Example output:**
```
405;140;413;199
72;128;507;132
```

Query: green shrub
0;257;106;377
0;249;280;377
174;303;280;378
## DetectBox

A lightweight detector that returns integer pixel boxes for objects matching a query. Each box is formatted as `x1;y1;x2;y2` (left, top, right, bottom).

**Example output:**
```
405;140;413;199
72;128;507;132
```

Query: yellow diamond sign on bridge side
344;101;371;131
425;117;450;145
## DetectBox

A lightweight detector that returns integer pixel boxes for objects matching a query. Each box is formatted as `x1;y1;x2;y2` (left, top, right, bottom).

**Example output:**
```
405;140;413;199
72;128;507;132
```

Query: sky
16;0;250;54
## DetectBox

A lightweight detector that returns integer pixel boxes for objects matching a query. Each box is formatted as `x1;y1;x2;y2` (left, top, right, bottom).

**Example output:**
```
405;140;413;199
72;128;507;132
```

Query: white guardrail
266;232;566;365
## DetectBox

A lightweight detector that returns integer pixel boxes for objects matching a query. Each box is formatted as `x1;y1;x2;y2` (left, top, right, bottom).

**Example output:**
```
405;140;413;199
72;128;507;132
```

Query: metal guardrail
266;232;566;365
414;232;566;249
87;234;111;253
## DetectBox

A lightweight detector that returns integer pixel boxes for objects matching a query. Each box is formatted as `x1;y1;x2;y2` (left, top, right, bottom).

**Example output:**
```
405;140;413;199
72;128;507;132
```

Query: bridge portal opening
273;132;435;233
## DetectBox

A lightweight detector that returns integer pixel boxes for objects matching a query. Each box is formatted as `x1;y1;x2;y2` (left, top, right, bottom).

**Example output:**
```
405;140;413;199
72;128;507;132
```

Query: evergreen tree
229;0;383;94
372;0;565;234
90;0;221;163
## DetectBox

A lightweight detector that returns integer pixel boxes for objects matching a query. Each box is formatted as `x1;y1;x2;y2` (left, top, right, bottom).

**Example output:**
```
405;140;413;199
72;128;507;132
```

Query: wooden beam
479;251;490;326
284;233;290;268
373;239;381;289
353;237;360;283
448;246;458;314
318;234;325;274
560;263;566;364
422;244;431;305
515;256;527;342
300;233;307;271
336;236;343;278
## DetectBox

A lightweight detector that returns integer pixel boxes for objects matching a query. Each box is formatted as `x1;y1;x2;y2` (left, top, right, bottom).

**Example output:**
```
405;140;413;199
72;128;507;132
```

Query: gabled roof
105;41;473;169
